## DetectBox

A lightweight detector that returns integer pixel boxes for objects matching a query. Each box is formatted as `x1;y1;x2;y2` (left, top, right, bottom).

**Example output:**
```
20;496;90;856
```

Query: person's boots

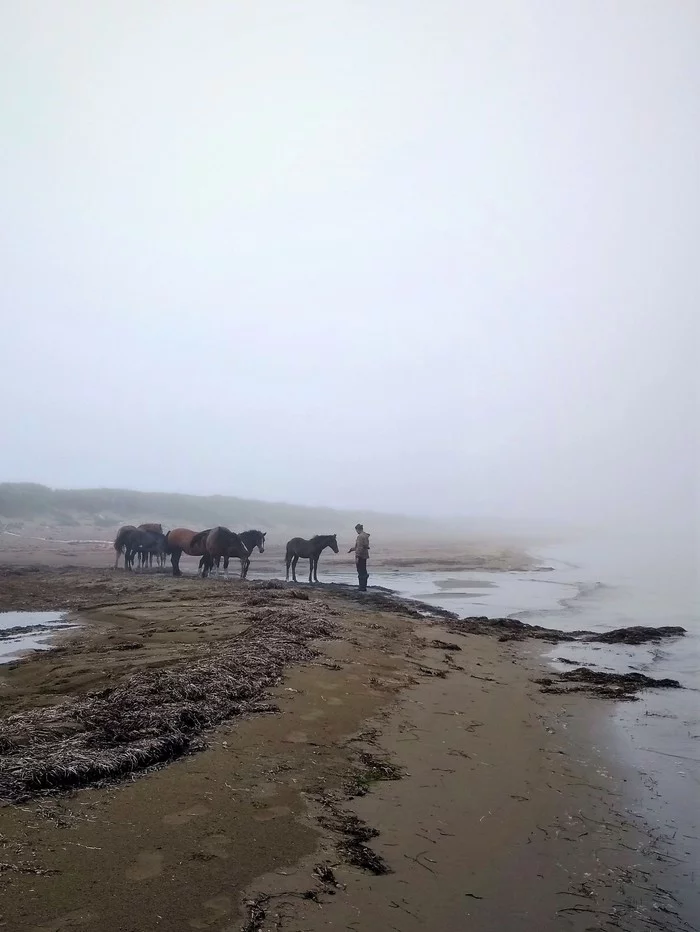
359;572;368;592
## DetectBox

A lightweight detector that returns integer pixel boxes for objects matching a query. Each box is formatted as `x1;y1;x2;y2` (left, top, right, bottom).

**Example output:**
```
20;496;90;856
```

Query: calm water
0;611;75;663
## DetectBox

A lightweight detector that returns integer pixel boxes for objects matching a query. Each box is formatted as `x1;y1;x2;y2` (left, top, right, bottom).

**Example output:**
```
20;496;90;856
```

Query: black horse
122;529;167;571
137;523;166;567
197;529;266;578
285;534;339;584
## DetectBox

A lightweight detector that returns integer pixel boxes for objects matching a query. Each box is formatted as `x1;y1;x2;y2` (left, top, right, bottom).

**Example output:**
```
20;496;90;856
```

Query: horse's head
329;534;339;554
256;530;266;553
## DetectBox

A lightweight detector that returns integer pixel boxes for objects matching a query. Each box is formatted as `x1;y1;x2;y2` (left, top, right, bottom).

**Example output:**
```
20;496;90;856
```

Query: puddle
0;611;77;664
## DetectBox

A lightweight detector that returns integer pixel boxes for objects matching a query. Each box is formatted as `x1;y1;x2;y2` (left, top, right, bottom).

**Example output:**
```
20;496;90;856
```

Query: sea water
0;611;76;663
326;531;699;923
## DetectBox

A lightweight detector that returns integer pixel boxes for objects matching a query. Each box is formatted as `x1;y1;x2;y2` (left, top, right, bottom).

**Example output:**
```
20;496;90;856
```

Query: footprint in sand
162;803;210;826
34;911;97;932
252;804;292;822
125;850;163;880
325;696;343;706
250;780;278;800
283;730;308;744
200;834;231;859
300;709;324;722
188;894;232;929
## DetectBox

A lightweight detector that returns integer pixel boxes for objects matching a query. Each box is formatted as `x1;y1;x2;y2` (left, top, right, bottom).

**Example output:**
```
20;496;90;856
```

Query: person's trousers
356;557;368;591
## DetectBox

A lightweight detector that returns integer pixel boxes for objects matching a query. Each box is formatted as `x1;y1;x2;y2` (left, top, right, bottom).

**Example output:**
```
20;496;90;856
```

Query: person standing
348;523;370;591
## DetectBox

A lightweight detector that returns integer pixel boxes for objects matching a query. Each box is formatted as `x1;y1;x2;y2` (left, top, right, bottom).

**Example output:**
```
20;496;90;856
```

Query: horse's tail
113;526;132;552
114;526;135;568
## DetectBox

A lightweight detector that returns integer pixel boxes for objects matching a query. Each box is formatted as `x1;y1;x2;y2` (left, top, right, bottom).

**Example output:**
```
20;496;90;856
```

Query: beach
0;551;694;931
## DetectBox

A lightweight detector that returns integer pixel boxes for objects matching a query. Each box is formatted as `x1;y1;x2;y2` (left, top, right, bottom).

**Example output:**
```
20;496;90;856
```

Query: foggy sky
1;2;698;527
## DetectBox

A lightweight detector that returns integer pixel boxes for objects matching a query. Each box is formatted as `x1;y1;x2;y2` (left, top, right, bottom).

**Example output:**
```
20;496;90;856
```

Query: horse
198;529;266;578
138;523;163;534
200;527;250;579
136;531;167;569
113;525;137;568
137;524;166;567
122;529;166;571
165;527;210;576
285;534;339;584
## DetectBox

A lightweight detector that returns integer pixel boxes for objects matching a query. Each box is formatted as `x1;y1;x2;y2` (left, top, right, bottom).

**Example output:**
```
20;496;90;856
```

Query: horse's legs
308;558;314;584
313;555;320;584
285;554;291;581
291;555;299;583
223;555;230;578
171;549;182;577
114;549;121;570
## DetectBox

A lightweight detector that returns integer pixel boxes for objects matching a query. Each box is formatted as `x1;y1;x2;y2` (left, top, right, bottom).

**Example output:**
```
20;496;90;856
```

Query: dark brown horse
114;524;165;569
285;534;339;584
197;529;266;578
165;527;210;576
138;523;163;534
137;523;165;567
113;525;137;568
118;528;166;571
200;527;250;579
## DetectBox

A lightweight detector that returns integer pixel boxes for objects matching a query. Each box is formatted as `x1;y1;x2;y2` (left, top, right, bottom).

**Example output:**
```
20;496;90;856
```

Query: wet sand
0;563;688;932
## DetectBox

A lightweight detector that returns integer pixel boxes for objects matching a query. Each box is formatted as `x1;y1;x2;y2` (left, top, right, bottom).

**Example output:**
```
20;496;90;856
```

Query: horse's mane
189;528;211;548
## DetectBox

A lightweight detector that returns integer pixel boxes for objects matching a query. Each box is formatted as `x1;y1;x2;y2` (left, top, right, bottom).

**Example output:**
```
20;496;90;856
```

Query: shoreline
0;563;693;931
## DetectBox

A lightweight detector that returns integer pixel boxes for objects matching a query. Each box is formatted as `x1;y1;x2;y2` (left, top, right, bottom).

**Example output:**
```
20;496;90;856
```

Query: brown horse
165;527;210;576
200;527;250;579
113;525;137;568
285;534;339;584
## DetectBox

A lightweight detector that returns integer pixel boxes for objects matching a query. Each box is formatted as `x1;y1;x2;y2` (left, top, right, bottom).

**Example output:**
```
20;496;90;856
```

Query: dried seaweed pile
0;608;336;803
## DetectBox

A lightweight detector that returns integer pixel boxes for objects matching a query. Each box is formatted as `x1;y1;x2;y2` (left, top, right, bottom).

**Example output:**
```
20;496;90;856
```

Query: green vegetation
0;483;442;536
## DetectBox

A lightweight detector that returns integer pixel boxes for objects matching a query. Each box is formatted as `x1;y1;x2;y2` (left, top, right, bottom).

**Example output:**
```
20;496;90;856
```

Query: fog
1;2;697;531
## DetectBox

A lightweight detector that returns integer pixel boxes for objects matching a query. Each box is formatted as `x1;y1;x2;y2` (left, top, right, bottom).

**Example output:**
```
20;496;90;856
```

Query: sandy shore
0;525;535;574
0;564;688;932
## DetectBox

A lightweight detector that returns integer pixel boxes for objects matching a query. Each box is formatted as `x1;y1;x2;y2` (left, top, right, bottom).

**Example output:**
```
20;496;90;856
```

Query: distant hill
0;483;455;538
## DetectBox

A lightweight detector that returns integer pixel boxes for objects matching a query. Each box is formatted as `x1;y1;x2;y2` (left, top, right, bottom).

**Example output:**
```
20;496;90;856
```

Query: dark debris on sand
318;804;390;875
450;616;686;646
535;667;682;700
